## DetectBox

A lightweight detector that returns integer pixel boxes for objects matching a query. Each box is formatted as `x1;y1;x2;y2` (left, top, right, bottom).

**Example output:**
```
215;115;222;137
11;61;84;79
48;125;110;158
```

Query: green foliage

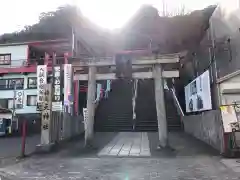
0;5;79;43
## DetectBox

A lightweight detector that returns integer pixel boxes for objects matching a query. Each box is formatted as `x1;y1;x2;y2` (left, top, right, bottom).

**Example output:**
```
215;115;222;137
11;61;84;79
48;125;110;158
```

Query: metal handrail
132;79;138;130
170;87;184;117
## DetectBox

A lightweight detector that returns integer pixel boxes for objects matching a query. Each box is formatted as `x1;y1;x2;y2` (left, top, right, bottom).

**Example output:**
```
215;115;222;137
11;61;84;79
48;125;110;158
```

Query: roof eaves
0;39;69;47
217;70;240;83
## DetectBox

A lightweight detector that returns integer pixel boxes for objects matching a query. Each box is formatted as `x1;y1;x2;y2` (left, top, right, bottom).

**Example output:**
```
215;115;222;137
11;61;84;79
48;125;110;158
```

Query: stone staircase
135;79;182;131
94;79;182;132
94;79;133;132
135;79;158;131
165;89;182;131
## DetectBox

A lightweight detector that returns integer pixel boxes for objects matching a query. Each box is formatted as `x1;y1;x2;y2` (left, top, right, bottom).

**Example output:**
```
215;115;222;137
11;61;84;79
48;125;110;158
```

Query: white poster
37;65;47;110
64;64;72;107
184;70;212;113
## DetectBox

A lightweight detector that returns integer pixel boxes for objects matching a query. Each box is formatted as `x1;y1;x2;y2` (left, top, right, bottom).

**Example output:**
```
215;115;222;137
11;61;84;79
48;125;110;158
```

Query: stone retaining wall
183;110;225;153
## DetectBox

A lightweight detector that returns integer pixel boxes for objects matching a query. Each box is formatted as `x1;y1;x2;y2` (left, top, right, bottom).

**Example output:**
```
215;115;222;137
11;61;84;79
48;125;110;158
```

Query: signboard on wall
15;90;24;108
64;64;73;112
220;105;239;133
184;70;212;113
37;65;47;111
52;66;63;111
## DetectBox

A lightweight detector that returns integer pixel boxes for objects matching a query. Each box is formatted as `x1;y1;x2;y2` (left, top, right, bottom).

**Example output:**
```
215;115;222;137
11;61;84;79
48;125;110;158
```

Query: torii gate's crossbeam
73;55;180;67
74;71;179;81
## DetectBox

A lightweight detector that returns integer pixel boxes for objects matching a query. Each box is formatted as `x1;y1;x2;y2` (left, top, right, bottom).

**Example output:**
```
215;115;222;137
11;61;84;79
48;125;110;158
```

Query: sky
0;0;219;35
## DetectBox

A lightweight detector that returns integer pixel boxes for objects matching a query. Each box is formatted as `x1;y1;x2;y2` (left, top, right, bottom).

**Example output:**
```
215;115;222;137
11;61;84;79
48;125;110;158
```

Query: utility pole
12;80;17;132
162;0;166;16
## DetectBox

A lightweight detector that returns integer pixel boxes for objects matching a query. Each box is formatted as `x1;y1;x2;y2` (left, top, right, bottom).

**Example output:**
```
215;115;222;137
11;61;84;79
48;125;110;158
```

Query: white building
0;39;72;115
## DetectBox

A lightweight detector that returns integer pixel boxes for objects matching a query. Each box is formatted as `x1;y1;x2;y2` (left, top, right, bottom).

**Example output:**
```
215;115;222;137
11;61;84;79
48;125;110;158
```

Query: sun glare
76;0;218;29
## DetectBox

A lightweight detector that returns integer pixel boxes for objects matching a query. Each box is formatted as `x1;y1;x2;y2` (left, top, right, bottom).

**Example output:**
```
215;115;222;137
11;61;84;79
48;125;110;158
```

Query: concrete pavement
0;155;239;179
0;132;240;179
98;132;151;157
0;134;40;168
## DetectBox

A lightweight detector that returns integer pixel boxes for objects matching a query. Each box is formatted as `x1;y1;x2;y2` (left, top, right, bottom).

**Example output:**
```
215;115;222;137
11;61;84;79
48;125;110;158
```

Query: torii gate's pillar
85;65;97;146
153;64;168;148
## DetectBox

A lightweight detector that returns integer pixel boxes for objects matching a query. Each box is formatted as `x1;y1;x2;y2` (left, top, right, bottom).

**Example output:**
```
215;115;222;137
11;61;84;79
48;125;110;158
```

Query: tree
120;5;217;53
0;5;79;43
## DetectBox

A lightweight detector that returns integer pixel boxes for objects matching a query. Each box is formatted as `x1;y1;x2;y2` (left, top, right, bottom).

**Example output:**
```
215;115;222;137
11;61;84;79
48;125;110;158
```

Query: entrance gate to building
73;51;186;148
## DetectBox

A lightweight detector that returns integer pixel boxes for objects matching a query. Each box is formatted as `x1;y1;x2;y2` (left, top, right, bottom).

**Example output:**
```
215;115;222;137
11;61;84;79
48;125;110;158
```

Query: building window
0;79;9;89
0;78;24;90
0;54;11;65
28;77;37;89
7;99;23;109
0;99;8;109
27;95;37;106
8;79;24;89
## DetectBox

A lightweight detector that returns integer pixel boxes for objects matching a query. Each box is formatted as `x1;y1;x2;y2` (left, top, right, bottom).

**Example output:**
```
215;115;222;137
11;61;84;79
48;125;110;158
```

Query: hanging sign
52;66;63;111
115;54;132;79
37;65;47;111
64;64;73;112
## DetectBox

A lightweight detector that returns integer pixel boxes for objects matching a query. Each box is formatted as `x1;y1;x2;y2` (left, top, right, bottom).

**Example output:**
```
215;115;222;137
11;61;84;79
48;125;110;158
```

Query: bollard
21;120;27;157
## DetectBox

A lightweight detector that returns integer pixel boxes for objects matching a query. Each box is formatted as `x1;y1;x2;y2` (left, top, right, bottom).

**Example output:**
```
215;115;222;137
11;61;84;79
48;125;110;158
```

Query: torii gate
73;52;185;148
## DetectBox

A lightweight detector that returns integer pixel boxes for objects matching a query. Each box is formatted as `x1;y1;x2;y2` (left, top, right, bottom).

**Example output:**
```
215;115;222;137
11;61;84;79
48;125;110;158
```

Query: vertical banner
64;64;73;113
15;90;24;108
52;66;63;111
74;81;79;115
95;83;102;102
37;65;47;111
41;84;52;145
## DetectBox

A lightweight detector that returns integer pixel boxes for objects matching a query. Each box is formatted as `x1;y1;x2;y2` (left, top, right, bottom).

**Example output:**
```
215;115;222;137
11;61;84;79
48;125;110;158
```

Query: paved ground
148;131;218;157
98;132;150;157
0;132;240;179
2;156;240;180
0;134;40;168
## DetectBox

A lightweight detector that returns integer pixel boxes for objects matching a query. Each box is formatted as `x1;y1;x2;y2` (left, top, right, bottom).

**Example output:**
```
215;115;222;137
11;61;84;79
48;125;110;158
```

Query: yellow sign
220;105;238;133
